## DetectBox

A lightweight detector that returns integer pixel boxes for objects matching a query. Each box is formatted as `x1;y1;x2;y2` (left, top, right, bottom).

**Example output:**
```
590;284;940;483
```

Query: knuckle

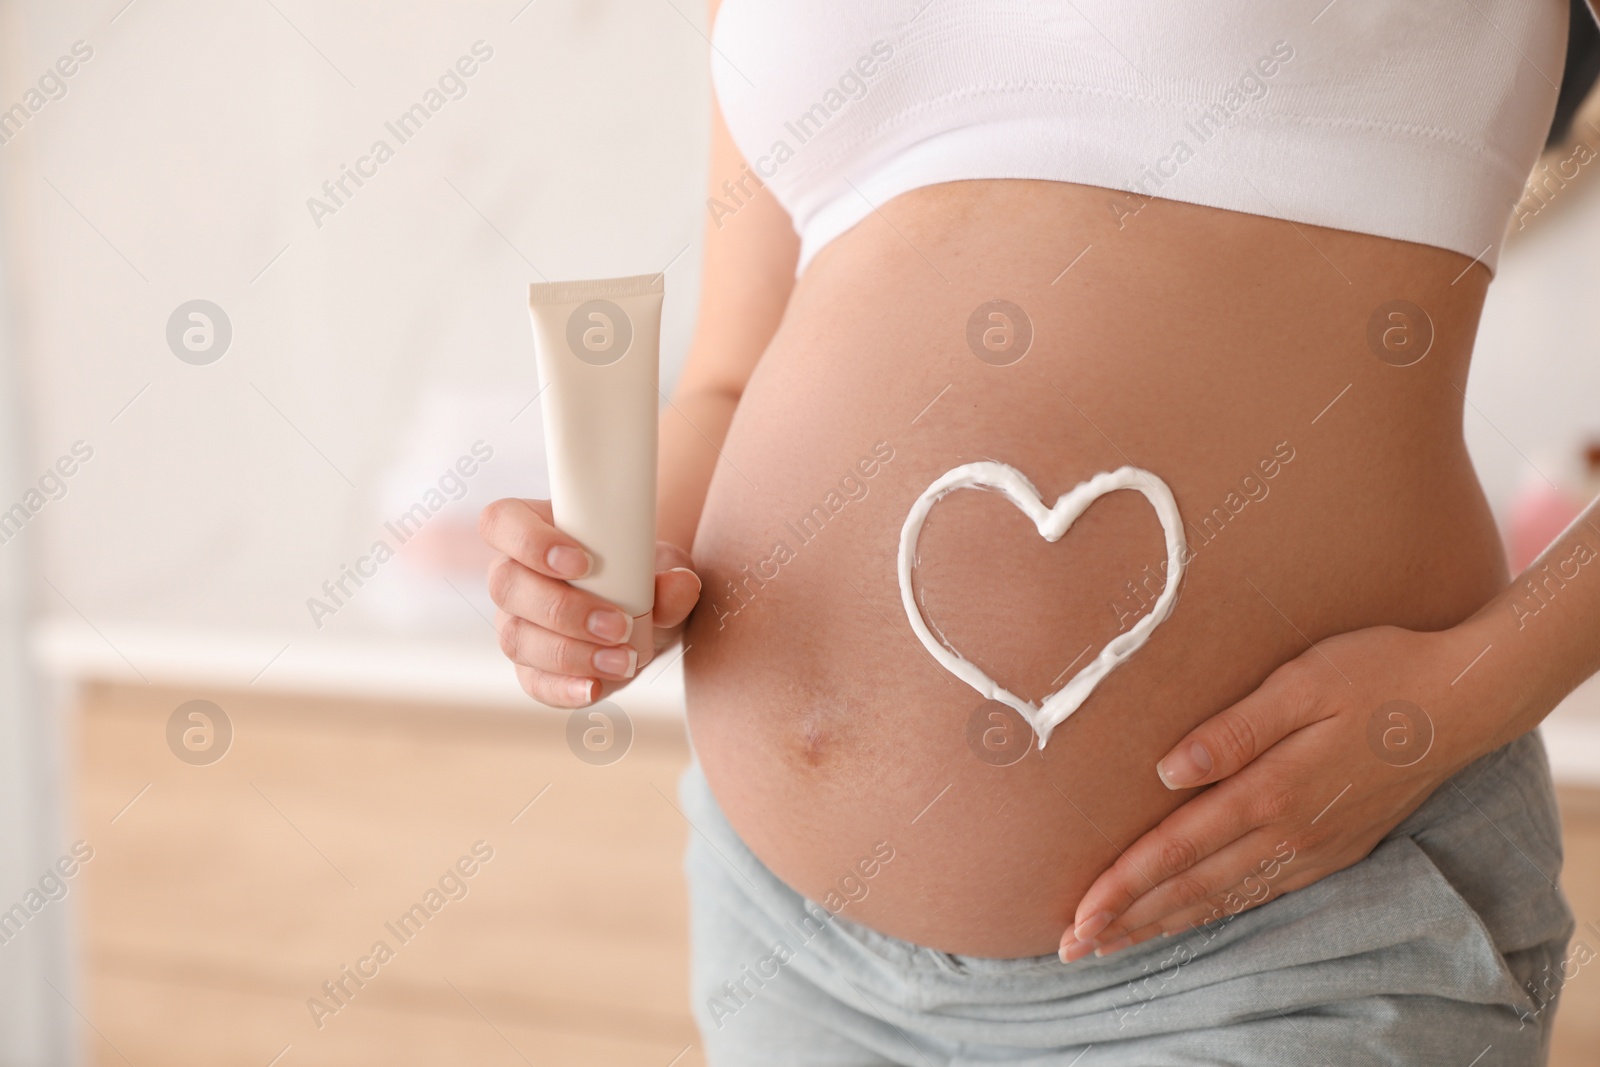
1153;834;1201;879
1233;867;1270;899
1165;871;1211;909
554;638;591;676
485;556;517;608
1292;823;1330;853
1209;711;1258;768
1273;659;1321;714
1251;788;1296;824
497;616;523;660
481;500;549;566
515;524;547;569
539;585;578;631
520;668;561;704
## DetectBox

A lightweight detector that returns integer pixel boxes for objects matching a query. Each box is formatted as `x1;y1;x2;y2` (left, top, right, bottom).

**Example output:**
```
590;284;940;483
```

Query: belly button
797;721;831;767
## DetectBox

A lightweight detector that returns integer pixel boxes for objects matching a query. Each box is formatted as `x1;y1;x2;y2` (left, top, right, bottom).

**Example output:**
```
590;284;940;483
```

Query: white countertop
29;616;687;718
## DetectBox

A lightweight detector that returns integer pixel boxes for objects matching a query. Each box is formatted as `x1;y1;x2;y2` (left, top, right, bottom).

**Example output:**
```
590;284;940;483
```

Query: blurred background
0;1;1596;1064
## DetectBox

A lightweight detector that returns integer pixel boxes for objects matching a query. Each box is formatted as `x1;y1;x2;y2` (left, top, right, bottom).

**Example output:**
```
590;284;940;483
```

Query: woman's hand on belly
1061;622;1497;961
478;497;703;706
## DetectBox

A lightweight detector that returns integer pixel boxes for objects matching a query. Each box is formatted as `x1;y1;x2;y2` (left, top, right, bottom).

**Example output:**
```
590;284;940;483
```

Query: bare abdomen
683;180;1507;957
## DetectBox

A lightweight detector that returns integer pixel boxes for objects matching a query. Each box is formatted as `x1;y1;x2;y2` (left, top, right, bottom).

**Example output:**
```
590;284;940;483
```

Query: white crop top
710;0;1570;276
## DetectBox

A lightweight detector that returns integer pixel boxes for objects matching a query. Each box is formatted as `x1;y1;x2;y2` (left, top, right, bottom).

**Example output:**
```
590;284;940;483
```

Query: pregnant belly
682;180;1508;958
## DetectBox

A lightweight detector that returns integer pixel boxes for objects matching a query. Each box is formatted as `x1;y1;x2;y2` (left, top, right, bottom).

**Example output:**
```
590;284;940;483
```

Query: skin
1065;493;1600;960
481;25;1600;959
480;498;702;706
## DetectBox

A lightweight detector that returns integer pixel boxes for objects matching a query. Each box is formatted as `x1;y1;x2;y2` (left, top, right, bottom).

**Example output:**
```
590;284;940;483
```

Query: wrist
1431;602;1545;770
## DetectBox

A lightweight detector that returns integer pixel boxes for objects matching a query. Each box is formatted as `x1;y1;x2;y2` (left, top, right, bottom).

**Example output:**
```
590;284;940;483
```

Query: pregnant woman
481;1;1600;1062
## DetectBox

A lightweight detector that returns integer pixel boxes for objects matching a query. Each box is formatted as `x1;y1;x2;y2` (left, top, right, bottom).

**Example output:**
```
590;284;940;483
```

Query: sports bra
710;0;1571;276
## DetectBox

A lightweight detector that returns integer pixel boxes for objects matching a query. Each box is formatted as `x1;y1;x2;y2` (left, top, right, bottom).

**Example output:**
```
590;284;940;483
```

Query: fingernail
593;646;637;679
547;545;592;579
1059;939;1096;963
1094;935;1133;958
1075;911;1115;942
1157;741;1213;789
567;677;595;704
667;566;702;595
586;609;633;644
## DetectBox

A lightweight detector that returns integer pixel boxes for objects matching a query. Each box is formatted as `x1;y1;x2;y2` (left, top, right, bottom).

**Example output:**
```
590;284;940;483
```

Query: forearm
656;382;740;551
1453;492;1600;751
657;88;797;550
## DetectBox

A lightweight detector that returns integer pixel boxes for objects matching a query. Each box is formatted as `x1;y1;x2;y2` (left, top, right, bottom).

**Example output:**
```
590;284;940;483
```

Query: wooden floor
69;682;1600;1065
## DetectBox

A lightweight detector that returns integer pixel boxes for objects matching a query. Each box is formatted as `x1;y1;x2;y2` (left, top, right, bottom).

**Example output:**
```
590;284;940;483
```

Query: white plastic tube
528;274;662;666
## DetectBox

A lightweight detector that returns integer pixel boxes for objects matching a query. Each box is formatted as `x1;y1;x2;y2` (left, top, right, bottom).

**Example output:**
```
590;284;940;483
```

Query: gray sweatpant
681;730;1575;1065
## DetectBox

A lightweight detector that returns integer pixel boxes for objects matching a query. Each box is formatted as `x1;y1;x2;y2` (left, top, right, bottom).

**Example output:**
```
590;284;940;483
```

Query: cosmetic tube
528;274;662;668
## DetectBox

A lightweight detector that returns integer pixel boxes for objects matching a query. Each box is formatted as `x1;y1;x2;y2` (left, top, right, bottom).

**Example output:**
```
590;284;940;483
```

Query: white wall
3;0;708;645
1470;166;1600;511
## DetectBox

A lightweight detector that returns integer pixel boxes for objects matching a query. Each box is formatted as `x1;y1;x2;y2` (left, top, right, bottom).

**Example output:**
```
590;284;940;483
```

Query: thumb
1156;662;1323;789
653;566;702;629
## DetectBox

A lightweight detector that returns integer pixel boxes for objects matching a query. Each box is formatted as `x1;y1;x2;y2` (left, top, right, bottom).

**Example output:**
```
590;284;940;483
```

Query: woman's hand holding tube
1062;499;1600;963
478;497;702;708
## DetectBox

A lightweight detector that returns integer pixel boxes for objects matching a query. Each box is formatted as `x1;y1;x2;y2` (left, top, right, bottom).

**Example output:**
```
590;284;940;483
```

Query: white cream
529;274;663;667
897;462;1187;747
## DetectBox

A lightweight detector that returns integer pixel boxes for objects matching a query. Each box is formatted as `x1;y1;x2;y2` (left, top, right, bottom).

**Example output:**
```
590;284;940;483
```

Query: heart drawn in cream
897;462;1188;749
